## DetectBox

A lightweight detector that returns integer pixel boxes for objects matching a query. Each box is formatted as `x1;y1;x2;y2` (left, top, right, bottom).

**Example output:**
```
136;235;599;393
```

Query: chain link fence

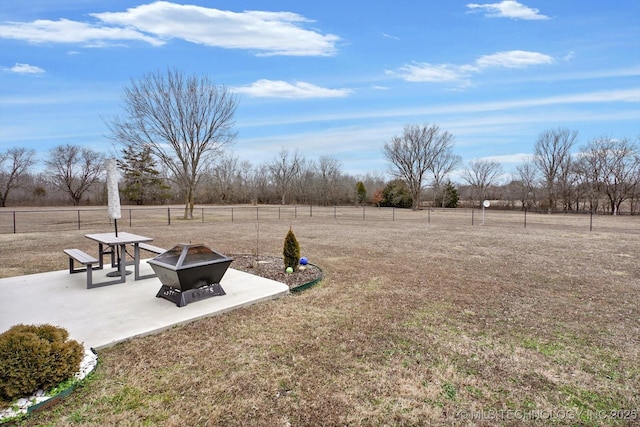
1;205;638;235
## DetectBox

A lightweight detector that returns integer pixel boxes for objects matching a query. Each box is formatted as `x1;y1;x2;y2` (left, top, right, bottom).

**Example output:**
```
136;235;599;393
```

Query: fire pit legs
156;282;226;307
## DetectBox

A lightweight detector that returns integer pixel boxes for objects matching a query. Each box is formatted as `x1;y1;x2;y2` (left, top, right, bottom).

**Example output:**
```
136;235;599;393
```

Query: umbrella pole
114;218;118;237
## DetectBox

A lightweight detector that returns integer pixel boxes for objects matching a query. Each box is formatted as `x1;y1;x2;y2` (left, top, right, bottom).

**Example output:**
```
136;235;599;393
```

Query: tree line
1;69;639;215
2;130;639;215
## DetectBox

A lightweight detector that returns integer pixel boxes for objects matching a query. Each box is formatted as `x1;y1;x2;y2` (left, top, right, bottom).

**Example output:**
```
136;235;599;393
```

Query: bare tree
557;154;579;211
0;147;36;207
208;153;240;203
514;159;539;209
461;159;503;205
315;155;342;206
430;149;461;207
268;148;304;205
108;68;238;219
534;128;578;213
234;160;254;204
383;123;455;210
574;148;602;212
44;144;104;206
580;136;639;215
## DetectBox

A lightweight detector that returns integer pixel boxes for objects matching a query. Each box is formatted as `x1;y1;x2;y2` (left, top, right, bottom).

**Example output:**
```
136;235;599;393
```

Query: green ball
286;267;293;274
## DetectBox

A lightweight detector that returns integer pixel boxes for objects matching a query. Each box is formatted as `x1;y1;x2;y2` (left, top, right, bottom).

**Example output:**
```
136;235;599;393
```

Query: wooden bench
63;249;99;288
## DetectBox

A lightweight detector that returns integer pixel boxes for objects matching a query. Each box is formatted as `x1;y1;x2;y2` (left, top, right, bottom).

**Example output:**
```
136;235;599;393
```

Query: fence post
231;207;234;222
13;211;16;234
524;207;527;228
590;210;593;232
334;206;337;219
279;207;281;220
295;206;297;219
471;209;474;226
77;210;81;230
256;206;259;221
428;209;430;224
167;207;171;225
129;209;132;227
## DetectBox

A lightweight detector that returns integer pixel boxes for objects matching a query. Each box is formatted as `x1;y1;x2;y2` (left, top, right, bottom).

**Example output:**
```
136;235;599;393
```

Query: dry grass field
1;207;639;426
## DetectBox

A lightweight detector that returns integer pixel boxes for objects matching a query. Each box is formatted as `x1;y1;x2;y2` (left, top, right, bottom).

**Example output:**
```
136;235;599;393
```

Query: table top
84;231;153;245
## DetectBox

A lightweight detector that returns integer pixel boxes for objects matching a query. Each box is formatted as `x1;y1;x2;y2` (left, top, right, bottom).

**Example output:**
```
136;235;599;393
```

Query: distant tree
534;128;578;213
206;153;241;203
316;155;342;206
514;160;539;209
461;159;503;205
268;148;304;204
383;124;455;210
250;163;272;204
380;179;413;208
233;160;255;204
372;188;384;207
108;68;238;219
355;181;367;205
579;136;639;215
0;147;36;207
44;144;104;206
436;181;459;208
430;149;461;207
118;143;169;205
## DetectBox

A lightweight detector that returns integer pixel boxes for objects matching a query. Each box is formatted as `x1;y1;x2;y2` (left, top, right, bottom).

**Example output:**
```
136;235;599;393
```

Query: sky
1;0;639;181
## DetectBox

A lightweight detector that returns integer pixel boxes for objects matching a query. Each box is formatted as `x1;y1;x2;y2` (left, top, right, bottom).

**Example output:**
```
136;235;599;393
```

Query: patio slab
0;260;289;350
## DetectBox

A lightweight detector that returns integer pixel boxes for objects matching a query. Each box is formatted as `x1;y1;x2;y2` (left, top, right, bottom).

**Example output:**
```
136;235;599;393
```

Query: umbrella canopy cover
106;158;121;220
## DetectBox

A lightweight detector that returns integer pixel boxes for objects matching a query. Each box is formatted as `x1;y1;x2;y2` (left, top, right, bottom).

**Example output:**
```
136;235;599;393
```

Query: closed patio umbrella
106;158;121;236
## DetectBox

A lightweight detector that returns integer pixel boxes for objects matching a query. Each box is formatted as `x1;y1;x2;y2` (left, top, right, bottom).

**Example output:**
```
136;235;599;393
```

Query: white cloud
0;1;339;56
475;50;554;69
91;1;339;56
0;18;164;46
238;88;640;128
5;63;45;74
390;62;474;83
466;1;550;20
233;79;351;98
392;50;553;84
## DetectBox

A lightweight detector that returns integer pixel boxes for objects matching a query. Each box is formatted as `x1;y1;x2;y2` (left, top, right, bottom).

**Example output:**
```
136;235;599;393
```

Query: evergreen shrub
283;227;300;272
0;324;83;402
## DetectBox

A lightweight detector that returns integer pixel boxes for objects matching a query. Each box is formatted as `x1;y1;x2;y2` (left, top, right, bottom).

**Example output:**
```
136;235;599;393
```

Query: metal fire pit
147;243;233;307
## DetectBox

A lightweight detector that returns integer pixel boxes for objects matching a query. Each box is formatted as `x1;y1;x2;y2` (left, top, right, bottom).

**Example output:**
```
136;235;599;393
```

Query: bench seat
137;242;166;255
64;248;99;288
64;248;127;288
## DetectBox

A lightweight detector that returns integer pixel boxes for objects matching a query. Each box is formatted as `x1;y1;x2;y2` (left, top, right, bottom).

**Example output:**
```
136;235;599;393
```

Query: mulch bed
228;254;322;290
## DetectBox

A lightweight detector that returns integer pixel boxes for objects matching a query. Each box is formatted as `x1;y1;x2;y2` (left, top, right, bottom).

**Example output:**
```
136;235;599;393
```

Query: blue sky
1;0;639;180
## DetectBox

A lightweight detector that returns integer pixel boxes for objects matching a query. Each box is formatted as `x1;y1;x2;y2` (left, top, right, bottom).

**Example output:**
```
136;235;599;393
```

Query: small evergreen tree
283;227;300;272
380;179;413;208
118;144;170;205
436;181;459;208
355;181;367;205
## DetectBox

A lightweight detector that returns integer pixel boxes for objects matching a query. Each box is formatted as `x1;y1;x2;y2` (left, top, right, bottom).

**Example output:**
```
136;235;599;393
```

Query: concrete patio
0;260;290;350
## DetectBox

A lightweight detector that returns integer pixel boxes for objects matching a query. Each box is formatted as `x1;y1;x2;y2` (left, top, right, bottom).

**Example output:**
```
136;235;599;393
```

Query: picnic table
83;232;156;284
